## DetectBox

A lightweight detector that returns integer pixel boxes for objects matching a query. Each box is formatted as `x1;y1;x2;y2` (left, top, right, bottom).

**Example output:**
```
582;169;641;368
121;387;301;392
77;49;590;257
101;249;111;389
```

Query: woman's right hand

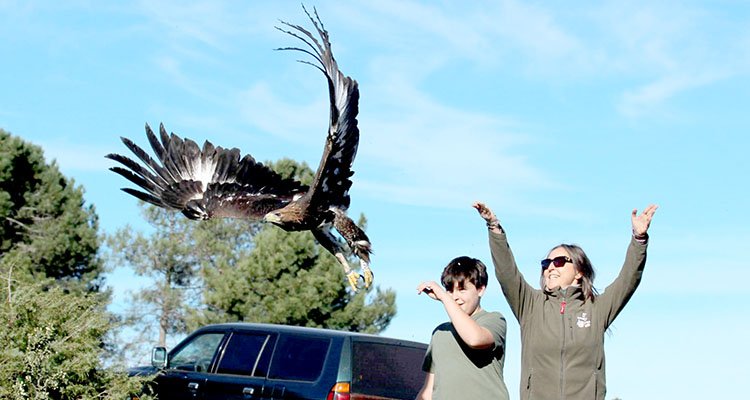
472;201;497;223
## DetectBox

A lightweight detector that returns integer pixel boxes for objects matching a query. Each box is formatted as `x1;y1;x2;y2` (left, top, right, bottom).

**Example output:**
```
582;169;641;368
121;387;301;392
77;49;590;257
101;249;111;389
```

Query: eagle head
263;211;283;226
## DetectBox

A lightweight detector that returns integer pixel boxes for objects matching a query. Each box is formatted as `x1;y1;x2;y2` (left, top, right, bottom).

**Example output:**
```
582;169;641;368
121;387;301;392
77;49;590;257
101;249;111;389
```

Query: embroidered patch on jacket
576;313;591;328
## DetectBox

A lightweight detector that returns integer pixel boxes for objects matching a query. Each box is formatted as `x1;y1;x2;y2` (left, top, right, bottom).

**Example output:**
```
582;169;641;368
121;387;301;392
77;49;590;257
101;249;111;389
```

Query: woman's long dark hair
540;243;598;302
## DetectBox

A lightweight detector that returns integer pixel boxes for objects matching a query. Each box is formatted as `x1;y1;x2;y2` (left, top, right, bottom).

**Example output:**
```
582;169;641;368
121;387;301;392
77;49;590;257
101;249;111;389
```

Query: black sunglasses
541;256;572;270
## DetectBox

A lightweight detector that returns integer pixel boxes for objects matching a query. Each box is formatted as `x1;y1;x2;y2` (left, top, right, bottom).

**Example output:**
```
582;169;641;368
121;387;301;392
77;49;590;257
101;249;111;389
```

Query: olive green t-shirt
422;310;510;400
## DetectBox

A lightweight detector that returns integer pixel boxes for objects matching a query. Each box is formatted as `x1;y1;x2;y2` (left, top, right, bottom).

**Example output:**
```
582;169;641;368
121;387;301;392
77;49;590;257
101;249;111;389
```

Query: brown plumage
106;7;372;291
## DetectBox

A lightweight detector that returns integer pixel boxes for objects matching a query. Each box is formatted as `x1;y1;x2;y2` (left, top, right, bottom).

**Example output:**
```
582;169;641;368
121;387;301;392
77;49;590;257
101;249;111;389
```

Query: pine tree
106;201;261;362
106;205;203;361
0;129;102;291
191;221;396;334
0;128;144;398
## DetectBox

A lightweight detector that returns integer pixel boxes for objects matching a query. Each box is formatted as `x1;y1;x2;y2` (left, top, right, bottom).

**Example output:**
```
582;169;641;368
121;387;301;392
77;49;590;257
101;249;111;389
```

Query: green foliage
106;205;203;350
106;204;261;360
192;224;396;334
268;157;315;186
0;128;149;398
0;279;147;400
0;129;102;291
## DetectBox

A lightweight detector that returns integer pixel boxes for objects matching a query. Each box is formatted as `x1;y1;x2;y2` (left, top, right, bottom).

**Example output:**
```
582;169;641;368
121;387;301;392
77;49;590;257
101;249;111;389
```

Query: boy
415;256;509;400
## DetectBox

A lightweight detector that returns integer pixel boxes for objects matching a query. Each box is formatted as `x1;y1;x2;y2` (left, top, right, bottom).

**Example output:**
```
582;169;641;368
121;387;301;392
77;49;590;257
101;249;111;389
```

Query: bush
0;278;148;399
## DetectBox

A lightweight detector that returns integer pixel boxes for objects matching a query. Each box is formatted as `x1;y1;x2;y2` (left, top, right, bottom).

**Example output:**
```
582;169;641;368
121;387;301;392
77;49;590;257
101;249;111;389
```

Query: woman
473;201;657;400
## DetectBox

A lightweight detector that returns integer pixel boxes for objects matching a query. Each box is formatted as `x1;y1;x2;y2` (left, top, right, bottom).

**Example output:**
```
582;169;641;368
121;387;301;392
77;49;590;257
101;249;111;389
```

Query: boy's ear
477;285;487;297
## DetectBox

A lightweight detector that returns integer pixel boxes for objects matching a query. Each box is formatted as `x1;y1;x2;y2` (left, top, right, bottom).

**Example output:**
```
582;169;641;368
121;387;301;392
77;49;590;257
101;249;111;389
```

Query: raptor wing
277;7;360;212
106;123;308;220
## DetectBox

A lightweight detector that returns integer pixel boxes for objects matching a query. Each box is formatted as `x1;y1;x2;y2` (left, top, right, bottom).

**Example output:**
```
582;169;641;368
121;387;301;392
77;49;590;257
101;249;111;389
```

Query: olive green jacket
489;231;648;400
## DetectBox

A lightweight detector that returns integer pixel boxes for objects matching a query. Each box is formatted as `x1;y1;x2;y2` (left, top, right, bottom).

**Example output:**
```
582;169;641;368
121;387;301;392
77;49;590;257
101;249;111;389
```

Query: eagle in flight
106;8;372;291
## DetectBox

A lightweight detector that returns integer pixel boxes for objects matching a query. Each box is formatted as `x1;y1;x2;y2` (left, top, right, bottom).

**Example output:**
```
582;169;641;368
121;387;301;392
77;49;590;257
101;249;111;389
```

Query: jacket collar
544;284;585;301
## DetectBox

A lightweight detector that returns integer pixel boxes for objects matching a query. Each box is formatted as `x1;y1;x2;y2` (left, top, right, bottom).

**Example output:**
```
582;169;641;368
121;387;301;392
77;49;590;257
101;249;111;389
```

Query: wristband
486;219;503;232
633;231;648;242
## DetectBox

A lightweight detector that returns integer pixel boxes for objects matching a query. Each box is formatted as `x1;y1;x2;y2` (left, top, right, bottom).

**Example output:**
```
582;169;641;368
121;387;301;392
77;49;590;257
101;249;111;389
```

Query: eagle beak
263;212;281;224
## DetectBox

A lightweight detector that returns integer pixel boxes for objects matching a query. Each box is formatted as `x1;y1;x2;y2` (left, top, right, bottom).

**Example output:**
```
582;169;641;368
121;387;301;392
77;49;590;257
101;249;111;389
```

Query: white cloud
617;72;726;117
484;0;582;62
136;0;260;50
590;2;749;116
236;82;328;147
634;228;748;296
332;0;586;74
356;91;552;209
234;69;556;211
35;139;113;173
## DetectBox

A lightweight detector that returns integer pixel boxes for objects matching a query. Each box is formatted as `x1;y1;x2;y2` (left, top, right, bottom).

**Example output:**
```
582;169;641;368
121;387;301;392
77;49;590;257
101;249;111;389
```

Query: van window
169;332;224;372
268;335;331;382
351;342;426;399
216;332;272;376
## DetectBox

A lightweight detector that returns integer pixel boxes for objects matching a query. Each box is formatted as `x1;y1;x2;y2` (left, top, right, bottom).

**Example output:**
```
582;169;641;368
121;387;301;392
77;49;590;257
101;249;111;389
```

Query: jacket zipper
560;297;567;399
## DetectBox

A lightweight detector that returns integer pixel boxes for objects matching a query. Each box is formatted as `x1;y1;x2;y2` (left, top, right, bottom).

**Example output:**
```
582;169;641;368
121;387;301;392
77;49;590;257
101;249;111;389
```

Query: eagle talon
346;271;361;292
362;269;373;289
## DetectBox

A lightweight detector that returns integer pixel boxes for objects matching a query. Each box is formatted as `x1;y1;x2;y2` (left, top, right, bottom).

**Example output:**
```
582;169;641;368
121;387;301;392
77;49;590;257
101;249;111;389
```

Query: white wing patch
196;156;218;192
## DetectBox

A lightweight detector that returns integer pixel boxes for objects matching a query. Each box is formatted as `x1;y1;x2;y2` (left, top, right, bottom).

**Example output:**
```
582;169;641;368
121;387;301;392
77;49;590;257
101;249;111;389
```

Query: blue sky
2;1;748;398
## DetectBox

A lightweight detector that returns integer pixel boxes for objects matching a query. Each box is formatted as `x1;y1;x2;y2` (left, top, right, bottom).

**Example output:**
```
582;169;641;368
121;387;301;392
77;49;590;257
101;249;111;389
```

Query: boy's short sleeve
477;311;507;351
421;342;434;373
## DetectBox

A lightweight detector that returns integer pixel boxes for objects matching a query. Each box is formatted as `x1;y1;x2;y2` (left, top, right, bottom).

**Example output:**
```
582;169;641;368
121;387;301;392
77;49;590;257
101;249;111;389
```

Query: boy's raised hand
417;281;447;302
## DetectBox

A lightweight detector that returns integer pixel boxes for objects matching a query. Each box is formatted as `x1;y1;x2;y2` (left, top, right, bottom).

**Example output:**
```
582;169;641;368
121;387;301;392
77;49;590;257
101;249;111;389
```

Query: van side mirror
152;346;167;369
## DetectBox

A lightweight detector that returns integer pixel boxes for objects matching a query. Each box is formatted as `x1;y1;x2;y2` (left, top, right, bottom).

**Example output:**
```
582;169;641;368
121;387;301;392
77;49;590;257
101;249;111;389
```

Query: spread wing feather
277;6;360;212
106;123;308;220
121;187;162;206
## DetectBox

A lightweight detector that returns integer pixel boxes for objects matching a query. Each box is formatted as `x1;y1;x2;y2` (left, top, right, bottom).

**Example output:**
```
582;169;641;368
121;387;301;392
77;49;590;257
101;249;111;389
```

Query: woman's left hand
632;204;658;237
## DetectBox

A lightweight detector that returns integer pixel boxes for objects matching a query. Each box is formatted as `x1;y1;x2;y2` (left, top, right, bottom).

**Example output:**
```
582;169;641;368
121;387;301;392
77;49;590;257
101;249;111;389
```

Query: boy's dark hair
441;256;488;291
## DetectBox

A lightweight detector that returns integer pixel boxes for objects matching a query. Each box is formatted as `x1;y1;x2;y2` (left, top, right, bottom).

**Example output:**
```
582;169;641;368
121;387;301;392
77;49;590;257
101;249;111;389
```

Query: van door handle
187;382;200;391
272;385;285;398
242;387;255;397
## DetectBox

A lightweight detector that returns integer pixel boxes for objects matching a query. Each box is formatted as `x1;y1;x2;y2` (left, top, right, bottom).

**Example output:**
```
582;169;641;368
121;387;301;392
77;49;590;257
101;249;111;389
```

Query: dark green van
133;323;427;400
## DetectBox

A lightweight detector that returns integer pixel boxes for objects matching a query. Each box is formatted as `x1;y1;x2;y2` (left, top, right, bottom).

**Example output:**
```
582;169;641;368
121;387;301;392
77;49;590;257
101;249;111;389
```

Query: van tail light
327;382;351;400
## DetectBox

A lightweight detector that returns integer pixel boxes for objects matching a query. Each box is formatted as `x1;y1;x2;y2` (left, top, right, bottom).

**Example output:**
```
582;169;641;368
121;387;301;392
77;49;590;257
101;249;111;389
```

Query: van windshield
169;332;224;372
